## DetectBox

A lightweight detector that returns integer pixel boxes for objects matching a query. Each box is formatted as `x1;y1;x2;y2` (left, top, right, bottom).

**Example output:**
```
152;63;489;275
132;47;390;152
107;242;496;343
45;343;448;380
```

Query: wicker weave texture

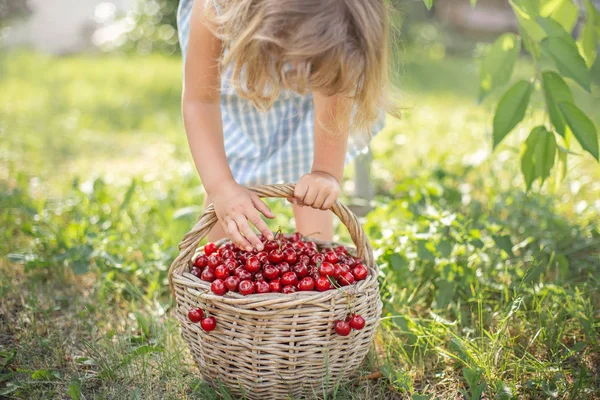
169;184;382;399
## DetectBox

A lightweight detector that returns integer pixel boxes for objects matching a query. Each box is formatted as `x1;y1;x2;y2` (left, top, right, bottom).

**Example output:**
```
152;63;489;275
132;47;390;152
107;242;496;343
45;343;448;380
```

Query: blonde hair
204;0;392;132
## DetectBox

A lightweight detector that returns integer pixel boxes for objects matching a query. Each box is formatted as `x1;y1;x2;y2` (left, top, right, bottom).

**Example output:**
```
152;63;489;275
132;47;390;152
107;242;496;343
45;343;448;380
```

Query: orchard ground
1;49;599;399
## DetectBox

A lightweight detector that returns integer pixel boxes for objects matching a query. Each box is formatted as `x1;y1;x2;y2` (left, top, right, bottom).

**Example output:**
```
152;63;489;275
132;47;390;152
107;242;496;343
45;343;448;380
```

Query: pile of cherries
187;307;217;332
190;232;369;296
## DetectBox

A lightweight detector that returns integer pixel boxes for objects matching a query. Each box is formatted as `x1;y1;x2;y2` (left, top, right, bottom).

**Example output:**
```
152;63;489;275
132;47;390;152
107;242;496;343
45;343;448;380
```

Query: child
177;0;390;251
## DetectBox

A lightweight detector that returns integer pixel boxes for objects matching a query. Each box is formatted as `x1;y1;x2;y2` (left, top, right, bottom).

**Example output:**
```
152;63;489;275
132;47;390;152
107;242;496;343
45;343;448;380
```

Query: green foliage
521;126;556;189
424;0;599;190
478;33;521;101
492;80;533;148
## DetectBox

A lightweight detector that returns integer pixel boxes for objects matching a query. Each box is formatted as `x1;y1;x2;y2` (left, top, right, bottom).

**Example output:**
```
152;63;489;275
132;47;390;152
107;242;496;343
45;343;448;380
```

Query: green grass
1;49;599;399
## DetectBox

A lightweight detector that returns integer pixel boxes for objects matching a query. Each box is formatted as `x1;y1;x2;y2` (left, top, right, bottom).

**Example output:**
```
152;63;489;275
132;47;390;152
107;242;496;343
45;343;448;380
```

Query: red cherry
324;251;339;264
255;280;270;294
333;263;350;280
214;265;230;280
224;259;237;272
200;316;217;331
201;268;216;282
245;256;261;273
318;262;335;276
345;257;359;267
293;263;309;278
311;254;325;266
211;279;227;295
298;277;315;291
292;241;307;252
204;242;218;256
219;248;235;260
187;308;203;323
239;280;255;295
280;271;299;286
310;266;320;280
277;262;291;275
268;249;284;263
305;241;318;250
290;232;303;242
298;254;310;264
235;267;252;281
263;264;280;280
190;267;202;278
224;275;240;292
254;271;265;281
352;265;368;281
258;254;269;264
238;252;248;264
282;242;294;252
207;254;222;269
316;276;332;291
283;248;298;264
334;320;352;336
338;271;355;286
348;314;366;330
269;278;282;292
334;245;347;254
194;255;208;268
282;285;297;294
305;248;317;258
264;240;279;252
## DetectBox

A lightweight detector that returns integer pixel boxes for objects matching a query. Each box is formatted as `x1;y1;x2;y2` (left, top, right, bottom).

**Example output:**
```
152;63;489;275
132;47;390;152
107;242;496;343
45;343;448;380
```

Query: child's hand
291;171;341;210
211;181;274;251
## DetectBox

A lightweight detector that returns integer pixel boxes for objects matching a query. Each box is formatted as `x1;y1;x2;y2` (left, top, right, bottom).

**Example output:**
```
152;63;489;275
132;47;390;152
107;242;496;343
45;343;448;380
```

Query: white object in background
4;0;131;54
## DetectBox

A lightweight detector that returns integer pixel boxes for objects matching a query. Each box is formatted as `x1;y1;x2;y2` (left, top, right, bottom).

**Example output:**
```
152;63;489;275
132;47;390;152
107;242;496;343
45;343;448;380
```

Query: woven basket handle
168;183;376;293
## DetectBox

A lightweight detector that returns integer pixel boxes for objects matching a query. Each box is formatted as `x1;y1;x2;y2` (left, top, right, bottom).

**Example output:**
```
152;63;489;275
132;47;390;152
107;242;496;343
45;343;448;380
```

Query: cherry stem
303;230;322;239
276;226;283;252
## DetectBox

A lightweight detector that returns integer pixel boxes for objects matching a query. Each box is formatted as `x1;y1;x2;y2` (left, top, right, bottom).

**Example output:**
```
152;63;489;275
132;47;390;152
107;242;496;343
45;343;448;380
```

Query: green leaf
479;33;521;101
559;102;599;160
493;80;534;148
541;0;578;33
31;369;61;380
423;0;433;10
537;19;592;92
510;0;545;57
578;21;597;68
389;253;408;271
470;0;477;6
540;37;592;92
493;235;514;255
541;71;573;137
521;126;557;189
68;380;82;400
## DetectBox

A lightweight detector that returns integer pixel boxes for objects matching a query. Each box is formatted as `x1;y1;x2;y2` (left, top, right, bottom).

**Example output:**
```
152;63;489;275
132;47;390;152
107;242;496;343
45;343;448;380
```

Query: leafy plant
424;0;599;190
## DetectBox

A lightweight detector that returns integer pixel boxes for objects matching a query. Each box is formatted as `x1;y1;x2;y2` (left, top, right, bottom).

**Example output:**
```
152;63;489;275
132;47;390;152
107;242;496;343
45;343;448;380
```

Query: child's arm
292;93;350;210
183;1;273;251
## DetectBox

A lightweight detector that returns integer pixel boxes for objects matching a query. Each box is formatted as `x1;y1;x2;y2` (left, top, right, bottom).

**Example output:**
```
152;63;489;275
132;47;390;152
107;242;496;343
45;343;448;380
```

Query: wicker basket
168;184;382;399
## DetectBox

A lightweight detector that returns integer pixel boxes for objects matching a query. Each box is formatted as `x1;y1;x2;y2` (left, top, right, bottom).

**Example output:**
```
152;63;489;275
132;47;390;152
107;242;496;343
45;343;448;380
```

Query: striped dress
177;0;384;185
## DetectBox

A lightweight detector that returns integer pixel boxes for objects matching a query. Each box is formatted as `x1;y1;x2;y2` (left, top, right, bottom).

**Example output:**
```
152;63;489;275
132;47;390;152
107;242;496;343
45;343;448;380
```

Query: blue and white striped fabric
177;0;384;185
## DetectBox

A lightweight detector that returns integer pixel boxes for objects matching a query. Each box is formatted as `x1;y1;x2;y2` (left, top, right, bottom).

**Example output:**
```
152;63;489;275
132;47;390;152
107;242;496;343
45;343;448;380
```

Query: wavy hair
204;0;392;132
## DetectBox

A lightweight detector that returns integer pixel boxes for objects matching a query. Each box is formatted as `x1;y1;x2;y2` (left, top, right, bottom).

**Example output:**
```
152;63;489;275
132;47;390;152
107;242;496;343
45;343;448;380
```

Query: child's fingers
248;211;273;242
302;185;319;206
313;189;329;210
234;215;263;250
224;218;253;252
251;194;275;219
294;180;309;203
321;192;338;210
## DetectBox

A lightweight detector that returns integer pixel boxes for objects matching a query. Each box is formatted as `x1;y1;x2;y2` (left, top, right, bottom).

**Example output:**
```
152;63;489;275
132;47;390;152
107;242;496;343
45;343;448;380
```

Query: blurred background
1;0;600;399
